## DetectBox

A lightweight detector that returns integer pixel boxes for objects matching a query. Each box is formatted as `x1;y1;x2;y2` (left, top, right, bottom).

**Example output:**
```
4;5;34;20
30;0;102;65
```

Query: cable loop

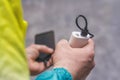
75;15;94;38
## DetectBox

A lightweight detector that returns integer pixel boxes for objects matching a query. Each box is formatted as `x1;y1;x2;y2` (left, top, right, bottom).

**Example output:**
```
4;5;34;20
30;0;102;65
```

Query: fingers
45;58;53;68
28;44;53;60
34;59;53;74
84;39;94;50
28;44;54;75
72;39;95;62
30;61;46;75
31;44;54;54
26;45;41;60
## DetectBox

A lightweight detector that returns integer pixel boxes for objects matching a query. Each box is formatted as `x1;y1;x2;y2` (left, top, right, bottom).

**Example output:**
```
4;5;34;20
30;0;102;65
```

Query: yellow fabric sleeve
0;0;29;80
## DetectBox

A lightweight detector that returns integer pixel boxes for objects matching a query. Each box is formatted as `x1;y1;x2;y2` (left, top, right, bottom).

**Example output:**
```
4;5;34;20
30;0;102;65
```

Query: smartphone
35;31;55;62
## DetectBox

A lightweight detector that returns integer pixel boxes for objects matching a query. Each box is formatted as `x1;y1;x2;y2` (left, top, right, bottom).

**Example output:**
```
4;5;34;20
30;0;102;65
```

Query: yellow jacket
0;1;73;80
0;0;29;80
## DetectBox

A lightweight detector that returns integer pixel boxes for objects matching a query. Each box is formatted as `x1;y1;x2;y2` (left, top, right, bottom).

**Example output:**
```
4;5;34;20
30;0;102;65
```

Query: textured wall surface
22;0;120;80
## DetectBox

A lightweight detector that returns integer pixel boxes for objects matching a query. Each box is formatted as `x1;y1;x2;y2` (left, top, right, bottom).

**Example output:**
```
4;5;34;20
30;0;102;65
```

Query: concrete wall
22;0;120;80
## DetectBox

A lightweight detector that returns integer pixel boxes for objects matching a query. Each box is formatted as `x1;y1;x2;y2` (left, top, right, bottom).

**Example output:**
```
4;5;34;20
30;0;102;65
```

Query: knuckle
57;40;63;46
59;39;67;44
88;50;95;58
87;51;95;62
57;39;68;47
61;39;67;42
91;50;95;56
88;58;93;62
92;61;95;68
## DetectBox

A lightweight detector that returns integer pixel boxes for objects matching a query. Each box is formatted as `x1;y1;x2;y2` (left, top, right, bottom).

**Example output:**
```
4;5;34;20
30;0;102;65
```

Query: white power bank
69;31;91;48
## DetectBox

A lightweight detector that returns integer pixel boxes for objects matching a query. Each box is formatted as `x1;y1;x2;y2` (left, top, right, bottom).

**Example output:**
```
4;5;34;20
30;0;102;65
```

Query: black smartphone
35;31;55;62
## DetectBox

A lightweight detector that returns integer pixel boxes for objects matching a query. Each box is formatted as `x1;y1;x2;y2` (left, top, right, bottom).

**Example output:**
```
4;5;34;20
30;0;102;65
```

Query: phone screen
35;31;55;62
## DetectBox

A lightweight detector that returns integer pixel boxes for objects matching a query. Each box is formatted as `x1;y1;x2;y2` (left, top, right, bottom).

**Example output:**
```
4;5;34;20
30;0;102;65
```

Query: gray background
22;0;120;80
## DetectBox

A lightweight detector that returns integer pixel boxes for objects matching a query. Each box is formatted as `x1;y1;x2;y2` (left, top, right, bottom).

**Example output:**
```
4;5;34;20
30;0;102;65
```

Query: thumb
57;39;70;48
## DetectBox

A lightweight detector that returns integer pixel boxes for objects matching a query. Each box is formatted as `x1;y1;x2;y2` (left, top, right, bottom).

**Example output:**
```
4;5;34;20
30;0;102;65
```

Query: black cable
75;15;94;38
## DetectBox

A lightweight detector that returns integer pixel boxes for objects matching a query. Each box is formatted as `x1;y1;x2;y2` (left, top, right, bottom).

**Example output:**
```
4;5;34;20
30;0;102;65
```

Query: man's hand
26;44;53;75
53;39;95;80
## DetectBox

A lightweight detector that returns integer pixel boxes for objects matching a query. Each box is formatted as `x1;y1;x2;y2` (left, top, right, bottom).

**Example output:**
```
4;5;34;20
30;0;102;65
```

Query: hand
26;44;53;75
52;39;95;80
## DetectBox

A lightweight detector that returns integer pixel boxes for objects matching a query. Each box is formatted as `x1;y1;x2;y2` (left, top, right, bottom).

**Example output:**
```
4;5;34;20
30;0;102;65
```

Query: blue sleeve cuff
35;68;72;80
